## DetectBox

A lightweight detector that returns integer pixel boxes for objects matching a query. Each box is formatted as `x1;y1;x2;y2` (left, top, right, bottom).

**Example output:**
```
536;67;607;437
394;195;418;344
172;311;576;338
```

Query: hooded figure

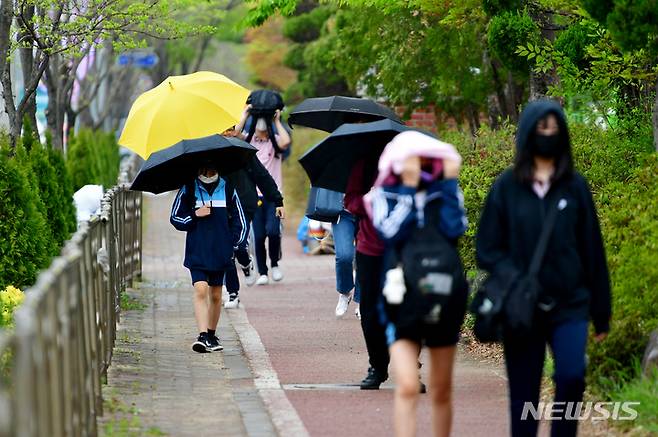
475;99;611;437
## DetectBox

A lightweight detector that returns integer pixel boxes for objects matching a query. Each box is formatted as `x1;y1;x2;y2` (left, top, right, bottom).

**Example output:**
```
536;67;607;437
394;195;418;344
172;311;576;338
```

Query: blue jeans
332;210;360;303
504;319;589;437
253;199;281;275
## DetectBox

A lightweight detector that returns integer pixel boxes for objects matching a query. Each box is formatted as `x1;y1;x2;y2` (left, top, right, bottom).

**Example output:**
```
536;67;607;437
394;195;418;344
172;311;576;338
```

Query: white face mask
198;173;218;184
256;118;267;132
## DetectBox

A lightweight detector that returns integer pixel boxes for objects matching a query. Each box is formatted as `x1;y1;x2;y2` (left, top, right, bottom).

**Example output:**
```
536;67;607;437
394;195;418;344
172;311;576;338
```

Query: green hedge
67;129;120;192
0;129;119;290
446;121;657;391
0;142;53;289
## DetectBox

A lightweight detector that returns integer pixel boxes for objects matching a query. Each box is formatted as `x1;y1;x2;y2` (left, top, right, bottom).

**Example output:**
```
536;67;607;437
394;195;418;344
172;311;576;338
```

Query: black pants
355;251;389;373
225;212;254;294
504;319;588;437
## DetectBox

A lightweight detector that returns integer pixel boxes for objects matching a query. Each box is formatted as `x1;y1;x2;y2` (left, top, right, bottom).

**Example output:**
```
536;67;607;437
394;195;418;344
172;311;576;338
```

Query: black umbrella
299;119;411;192
288;96;402;132
130;135;257;194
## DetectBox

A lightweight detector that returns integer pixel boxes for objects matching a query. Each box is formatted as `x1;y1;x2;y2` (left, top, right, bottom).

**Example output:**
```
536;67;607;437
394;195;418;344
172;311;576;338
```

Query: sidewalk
100;192;510;436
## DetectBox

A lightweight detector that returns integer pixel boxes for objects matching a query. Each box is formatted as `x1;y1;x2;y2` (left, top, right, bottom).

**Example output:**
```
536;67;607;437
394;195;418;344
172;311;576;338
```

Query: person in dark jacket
368;131;467;437
344;156;393;390
476;99;611;437
170;163;247;353
223;151;284;308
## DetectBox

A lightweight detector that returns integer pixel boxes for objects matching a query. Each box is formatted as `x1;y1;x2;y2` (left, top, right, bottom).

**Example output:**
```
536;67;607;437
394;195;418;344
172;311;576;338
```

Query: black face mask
532;134;561;158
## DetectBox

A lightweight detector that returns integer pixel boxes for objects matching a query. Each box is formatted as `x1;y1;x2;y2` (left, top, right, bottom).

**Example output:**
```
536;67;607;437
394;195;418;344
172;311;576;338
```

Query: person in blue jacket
369;131;468;437
170;162;247;353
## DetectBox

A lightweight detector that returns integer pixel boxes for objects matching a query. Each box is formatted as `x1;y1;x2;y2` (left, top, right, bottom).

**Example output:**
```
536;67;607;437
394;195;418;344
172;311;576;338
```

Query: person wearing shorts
368;131;468;437
170;163;247;353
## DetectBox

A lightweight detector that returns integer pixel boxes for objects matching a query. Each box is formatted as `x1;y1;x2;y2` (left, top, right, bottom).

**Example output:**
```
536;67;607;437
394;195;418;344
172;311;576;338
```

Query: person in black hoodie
222;147;284;308
476;99;611;437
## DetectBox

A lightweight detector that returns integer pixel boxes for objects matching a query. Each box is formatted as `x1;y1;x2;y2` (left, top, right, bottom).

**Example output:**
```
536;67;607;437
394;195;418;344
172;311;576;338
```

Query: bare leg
390;339;421;437
428;346;457;437
208;285;222;330
193;281;210;332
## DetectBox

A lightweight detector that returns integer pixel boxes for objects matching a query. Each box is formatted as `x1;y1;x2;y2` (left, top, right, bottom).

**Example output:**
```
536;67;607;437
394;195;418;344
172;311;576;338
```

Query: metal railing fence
0;184;142;437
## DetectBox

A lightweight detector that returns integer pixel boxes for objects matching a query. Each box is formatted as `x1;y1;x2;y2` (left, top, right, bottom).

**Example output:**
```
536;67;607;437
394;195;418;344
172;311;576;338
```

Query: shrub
67;129;120;192
0;147;52;289
67;131;97;192
28;144;73;248
0;286;24;328
487;10;539;77
47;147;77;235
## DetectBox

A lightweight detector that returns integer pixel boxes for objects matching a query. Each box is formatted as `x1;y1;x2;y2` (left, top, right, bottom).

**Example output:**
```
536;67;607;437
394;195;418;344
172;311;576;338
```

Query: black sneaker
192;334;210;353
206;335;223;352
360;367;388;390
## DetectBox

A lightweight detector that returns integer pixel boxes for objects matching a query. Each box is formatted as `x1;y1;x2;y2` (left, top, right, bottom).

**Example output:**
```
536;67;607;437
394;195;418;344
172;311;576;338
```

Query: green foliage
244;0;299;27
26;144;71;250
21;116;38;152
0;286;24;328
488;10;539;77
282;6;332;42
583;0;658;53
47;148;77;236
67;130;120;192
481;0;523;16
553;22;597;70
580;0;614;24
607;366;658;434
442;124;516;273
0;145;52;290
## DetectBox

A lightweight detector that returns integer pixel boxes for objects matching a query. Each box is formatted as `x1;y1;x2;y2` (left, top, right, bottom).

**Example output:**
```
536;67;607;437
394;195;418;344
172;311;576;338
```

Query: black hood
516;99;570;153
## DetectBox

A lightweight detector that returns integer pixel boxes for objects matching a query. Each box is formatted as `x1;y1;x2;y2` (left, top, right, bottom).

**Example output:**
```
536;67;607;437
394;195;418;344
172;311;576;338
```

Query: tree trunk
653;77;658;152
528;4;559;101
44;55;65;150
18;6;38;133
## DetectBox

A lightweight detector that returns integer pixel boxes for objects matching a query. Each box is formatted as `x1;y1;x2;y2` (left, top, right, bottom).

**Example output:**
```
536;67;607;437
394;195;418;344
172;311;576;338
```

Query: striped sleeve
230;190;247;248
170;187;195;231
371;186;416;244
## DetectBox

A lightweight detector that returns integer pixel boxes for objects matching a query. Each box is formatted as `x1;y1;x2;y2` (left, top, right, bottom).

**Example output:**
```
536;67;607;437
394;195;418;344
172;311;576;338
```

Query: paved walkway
100;192;510;436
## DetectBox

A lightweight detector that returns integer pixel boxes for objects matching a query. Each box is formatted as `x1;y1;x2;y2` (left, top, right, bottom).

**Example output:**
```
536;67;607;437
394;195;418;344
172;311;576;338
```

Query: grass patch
120;291;146;312
606;366;658;435
101;393;167;437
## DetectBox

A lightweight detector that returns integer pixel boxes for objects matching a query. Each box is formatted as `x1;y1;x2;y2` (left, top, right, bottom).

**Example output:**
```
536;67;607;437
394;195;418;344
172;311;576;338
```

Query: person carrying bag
474;99;611;437
471;194;563;342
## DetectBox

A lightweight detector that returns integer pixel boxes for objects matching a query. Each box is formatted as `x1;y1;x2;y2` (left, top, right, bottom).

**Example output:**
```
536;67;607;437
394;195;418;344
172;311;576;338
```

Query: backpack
386;203;468;329
244;90;291;159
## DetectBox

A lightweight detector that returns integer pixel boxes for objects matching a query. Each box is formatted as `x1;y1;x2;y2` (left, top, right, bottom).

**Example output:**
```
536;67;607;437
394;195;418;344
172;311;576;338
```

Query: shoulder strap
528;195;562;275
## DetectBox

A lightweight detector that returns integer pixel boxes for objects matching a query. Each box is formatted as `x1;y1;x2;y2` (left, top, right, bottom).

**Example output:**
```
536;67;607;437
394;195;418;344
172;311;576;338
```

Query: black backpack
244;90;289;158
387;203;468;329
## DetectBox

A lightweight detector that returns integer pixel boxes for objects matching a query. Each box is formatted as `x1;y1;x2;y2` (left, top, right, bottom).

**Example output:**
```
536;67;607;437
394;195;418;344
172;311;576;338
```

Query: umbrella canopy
299;119;411;192
288;96;402;132
119;71;250;159
130;135;256;194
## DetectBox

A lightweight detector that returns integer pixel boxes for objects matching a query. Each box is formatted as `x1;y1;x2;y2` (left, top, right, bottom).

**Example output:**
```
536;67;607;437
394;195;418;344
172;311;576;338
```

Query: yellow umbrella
119;71;250;158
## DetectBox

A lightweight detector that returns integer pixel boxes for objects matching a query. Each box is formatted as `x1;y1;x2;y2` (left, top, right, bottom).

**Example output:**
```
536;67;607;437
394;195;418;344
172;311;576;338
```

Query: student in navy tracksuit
370;144;468;437
170;163;247;353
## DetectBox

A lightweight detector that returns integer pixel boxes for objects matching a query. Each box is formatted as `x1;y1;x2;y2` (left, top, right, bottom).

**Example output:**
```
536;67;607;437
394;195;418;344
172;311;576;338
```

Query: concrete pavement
100;192;510;436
